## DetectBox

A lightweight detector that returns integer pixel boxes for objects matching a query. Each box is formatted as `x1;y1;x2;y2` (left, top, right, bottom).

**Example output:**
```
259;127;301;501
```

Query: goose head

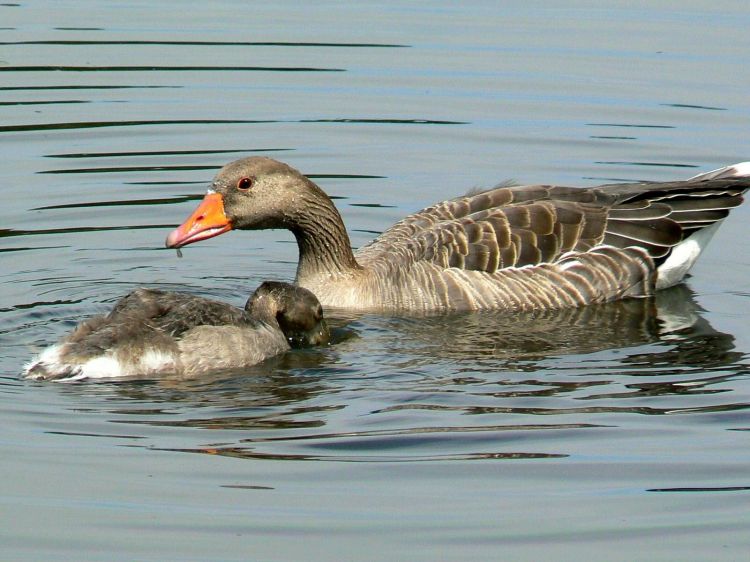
166;157;359;281
166;157;322;248
246;281;330;347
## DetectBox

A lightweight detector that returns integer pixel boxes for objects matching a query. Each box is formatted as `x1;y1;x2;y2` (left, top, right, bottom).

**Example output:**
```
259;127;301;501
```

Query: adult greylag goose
24;281;328;381
166;158;750;312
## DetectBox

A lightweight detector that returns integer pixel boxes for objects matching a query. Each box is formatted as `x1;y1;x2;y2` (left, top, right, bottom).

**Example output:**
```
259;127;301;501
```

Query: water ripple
0;224;174;239
0;85;179;90
0;119;275;133
660;103;727;111
596;161;700;169
31;196;198;211
586;123;676;129
0;100;90;106
39;164;231;175
0;65;345;72
1;40;409;48
45;148;293;158
376;402;750;417
150;446;567;463
0;118;467;134
648;486;750;493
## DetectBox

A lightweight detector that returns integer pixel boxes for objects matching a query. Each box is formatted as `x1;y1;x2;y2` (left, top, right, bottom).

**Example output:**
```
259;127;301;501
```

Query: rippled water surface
2;2;750;560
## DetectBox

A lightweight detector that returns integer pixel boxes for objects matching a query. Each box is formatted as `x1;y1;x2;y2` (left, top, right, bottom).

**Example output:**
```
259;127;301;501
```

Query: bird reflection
63;283;749;444
377;283;742;370
81;340;343;411
45;282;749;473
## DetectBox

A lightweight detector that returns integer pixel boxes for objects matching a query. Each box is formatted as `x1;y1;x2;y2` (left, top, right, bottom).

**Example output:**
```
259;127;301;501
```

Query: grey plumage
166;158;750;312
24;281;329;381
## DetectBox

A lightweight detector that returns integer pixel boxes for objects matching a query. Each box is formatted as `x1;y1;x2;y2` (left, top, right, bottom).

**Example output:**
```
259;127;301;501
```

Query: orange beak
165;192;232;248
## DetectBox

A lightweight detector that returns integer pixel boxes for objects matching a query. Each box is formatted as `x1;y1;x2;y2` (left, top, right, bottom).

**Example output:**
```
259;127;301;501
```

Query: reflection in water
152;448;568;462
380;284;741;367
101;346;343;411
63;284;749;463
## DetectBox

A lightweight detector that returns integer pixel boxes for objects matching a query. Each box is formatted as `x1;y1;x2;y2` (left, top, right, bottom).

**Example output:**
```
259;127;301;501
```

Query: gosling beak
165;192;232;248
311;320;330;346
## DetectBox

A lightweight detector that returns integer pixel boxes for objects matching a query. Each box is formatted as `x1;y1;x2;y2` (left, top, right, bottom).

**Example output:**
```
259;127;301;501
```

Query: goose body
24;282;328;381
166;158;750;313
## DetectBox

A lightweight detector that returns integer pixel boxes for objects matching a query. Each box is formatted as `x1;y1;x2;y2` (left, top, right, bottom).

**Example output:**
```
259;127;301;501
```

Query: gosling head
245;281;329;347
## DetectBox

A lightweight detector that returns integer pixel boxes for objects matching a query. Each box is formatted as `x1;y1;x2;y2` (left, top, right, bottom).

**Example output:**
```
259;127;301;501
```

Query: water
2;1;750;560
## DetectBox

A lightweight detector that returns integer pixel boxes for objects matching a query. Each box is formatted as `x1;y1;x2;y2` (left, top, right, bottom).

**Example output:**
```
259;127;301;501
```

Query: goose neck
290;187;361;281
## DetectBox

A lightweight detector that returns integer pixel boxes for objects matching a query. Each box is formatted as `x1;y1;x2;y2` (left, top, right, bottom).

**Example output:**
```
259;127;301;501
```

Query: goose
166;158;750;312
24;281;328;381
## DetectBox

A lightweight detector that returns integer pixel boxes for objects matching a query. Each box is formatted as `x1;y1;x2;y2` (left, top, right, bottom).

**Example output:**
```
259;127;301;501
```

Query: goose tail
654;161;750;289
688;161;750;181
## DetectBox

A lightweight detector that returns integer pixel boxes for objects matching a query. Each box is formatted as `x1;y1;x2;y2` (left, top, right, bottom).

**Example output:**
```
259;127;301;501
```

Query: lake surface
2;1;750;560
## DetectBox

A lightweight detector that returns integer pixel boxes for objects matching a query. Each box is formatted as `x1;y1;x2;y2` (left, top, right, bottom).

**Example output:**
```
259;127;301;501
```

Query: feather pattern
165;158;750;312
24;282;328;381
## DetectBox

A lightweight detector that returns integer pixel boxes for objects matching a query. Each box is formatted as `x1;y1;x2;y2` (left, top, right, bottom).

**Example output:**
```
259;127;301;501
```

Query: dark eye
237;176;254;191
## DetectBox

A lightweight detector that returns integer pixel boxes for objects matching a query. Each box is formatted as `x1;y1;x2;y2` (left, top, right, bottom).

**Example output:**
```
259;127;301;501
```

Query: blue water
2;2;750;560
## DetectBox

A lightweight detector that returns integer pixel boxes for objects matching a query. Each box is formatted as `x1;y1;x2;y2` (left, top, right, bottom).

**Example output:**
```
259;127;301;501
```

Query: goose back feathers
24;281;328;381
166;158;750;312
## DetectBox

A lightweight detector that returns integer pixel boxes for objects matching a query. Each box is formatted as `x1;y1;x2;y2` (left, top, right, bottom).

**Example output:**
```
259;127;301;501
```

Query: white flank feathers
137;350;176;374
24;345;177;382
23;345;68;379
656;221;722;290
77;356;125;379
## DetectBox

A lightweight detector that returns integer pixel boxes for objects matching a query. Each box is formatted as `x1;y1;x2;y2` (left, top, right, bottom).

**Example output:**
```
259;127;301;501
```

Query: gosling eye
236;176;255;191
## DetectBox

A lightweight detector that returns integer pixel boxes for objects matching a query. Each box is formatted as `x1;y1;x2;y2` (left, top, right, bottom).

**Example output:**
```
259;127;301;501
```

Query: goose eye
237;176;254;191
